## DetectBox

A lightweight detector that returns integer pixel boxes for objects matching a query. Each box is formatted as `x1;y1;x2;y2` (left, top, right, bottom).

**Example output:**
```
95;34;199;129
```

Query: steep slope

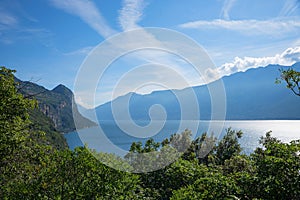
29;108;68;149
16;80;96;133
95;62;300;121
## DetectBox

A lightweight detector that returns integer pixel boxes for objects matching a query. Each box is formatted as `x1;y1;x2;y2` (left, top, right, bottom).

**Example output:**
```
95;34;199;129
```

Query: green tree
0;67;55;198
139;158;208;199
0;67;40;197
223;155;257;199
0;67;36;166
183;132;217;165
169;129;192;152
276;68;300;96
171;170;238;200
125;130;192;172
23;147;141;199
125;138;162;172
215;128;243;165
252;132;300;199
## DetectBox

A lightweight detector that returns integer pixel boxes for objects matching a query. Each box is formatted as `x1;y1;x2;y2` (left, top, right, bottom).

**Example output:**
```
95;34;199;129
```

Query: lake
64;120;300;156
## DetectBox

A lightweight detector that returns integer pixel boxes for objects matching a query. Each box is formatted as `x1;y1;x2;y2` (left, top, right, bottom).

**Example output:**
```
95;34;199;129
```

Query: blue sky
0;0;300;107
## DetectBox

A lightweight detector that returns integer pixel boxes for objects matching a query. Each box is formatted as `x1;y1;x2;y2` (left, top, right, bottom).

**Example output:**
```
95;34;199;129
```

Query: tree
169;129;192;152
0;67;55;198
125;130;192;172
276;68;300;96
252;132;300;199
21;147;142;199
0;67;36;165
171;170;238;200
183;132;216;165
0;66;40;193
215;128;243;165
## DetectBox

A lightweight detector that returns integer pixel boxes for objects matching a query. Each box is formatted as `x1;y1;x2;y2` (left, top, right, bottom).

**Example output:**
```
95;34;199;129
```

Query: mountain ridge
94;62;300;121
16;79;96;133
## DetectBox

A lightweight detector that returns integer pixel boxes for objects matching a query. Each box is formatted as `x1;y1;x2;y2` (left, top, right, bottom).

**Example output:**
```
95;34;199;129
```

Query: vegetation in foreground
1;66;300;199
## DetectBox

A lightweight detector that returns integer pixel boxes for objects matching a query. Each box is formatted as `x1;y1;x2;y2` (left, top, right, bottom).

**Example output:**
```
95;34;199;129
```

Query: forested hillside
16;78;96;133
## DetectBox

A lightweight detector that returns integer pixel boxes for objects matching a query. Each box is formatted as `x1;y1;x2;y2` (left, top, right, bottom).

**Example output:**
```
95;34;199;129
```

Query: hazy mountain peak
96;63;300;121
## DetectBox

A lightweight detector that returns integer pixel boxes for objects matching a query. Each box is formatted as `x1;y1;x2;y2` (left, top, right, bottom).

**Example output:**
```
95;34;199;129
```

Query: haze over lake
65;120;300;156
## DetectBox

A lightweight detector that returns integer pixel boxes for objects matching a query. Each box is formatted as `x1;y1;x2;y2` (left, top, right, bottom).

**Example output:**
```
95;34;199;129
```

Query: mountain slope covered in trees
16;79;96;133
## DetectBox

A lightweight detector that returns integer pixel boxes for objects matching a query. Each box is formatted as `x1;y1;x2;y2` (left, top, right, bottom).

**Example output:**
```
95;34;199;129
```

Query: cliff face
16;79;96;133
38;98;69;131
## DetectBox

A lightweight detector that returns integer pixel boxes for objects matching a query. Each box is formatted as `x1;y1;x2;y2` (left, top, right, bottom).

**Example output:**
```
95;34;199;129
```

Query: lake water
64;120;300;156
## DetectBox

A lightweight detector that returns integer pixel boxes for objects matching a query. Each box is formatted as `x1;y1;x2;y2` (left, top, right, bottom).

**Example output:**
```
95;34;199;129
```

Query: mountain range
14;62;299;148
93;62;300;121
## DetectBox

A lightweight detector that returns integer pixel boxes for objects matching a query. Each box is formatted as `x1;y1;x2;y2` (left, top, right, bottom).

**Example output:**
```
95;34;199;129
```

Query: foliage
276;68;300;96
20;147;140;199
179;131;217;165
171;171;238;200
252;132;300;199
29;108;68;149
215;128;243;165
124;130;192;173
0;66;36;169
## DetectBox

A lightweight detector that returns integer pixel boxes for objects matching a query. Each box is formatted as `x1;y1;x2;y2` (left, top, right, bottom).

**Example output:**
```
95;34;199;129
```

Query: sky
0;0;300;108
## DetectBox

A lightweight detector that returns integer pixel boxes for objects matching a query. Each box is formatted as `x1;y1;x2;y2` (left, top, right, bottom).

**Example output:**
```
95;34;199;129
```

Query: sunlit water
65;120;300;155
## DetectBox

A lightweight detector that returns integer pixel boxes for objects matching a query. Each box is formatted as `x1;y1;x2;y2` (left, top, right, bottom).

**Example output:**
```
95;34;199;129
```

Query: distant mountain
16;79;96;133
95;62;300;121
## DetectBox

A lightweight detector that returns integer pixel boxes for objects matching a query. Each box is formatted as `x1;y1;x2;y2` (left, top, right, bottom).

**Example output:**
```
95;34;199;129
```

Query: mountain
16;79;96;133
95;62;300;121
28;108;68;149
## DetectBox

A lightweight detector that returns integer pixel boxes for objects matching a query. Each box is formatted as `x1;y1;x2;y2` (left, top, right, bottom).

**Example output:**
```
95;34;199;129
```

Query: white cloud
220;0;237;20
50;0;116;38
119;0;145;30
179;18;300;36
281;46;300;63
206;46;300;79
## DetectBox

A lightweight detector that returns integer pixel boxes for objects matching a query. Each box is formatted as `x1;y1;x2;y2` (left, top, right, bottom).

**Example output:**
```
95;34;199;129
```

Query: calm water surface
64;120;300;155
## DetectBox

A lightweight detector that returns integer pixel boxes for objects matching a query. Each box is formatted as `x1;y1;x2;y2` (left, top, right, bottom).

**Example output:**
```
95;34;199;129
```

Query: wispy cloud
0;12;18;28
179;18;300;36
117;0;195;79
50;0;116;38
64;46;94;56
279;0;300;17
205;46;300;80
119;0;145;30
0;11;53;45
72;0;212;107
0;11;17;44
220;0;237;20
0;0;54;45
